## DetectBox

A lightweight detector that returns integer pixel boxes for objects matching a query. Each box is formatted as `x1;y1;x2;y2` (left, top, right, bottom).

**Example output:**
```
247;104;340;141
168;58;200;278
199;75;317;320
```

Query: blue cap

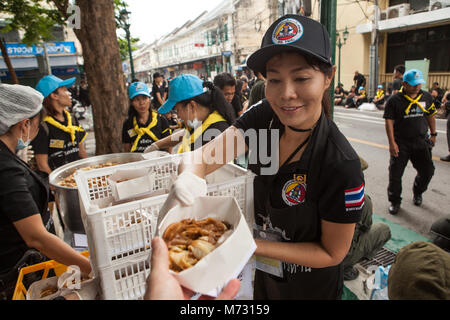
403;69;426;86
129;82;151;99
158;74;205;114
36;75;76;98
359;86;365;91
378;85;383;89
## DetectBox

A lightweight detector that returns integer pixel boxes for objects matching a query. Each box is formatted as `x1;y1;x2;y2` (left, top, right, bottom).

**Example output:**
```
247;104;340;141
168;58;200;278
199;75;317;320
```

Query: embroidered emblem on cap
282;174;307;206
136;83;145;91
272;18;304;45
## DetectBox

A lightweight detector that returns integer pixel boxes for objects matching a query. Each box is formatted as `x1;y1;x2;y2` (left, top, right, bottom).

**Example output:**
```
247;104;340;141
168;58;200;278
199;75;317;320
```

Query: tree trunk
71;0;128;155
0;38;19;84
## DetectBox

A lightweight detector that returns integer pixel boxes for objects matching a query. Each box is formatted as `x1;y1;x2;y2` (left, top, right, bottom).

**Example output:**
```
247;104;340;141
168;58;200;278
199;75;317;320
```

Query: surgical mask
187;118;201;129
16;126;31;151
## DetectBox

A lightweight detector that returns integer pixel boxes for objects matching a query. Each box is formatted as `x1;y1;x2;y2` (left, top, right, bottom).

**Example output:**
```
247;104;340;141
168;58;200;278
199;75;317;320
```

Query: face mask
187;118;201;129
16;125;31;151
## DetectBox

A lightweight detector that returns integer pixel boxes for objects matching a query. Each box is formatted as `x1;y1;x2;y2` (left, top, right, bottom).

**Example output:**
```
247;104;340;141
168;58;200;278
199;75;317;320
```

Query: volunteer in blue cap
383;69;437;215
355;86;368;108
122;82;172;153
0;84;91;300
31;75;88;175
143;74;235;154
371;84;385;110
157;15;365;300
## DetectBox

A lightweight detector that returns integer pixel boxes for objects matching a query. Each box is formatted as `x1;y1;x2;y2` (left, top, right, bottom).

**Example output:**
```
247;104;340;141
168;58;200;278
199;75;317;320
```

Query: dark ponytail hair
180;81;236;125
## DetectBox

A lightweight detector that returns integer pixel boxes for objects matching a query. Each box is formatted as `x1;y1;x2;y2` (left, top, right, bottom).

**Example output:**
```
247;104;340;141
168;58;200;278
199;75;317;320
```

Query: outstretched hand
144;237;240;300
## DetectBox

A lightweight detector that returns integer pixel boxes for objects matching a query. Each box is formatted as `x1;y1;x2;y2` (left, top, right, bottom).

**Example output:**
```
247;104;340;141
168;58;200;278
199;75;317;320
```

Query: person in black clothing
78;79;90;107
240;76;251;100
146;74;235;154
353;71;366;94
32;75;88;175
431;82;444;103
159;15;364;300
344;85;357;108
213;72;242;119
122;82;172;153
440;93;450;162
334;83;346;106
0;84;91;300
152;72;167;110
383;69;437;215
392;65;405;95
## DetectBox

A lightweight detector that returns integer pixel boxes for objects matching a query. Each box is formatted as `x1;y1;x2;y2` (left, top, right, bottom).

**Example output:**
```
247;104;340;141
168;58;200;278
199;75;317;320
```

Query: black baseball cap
247;14;332;76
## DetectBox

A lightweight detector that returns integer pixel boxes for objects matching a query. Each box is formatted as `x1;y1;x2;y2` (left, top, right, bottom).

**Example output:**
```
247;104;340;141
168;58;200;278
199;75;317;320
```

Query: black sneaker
343;266;360;281
413;194;422;206
440;154;450;162
389;203;400;215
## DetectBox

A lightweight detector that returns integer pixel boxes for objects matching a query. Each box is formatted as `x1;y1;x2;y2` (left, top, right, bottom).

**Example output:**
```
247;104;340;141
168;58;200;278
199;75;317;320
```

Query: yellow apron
131;111;160;152
178;111;226;153
44;110;87;144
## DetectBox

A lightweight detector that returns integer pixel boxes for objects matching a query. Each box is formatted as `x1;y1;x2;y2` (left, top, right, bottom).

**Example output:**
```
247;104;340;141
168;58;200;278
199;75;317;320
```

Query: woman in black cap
158;15;364;300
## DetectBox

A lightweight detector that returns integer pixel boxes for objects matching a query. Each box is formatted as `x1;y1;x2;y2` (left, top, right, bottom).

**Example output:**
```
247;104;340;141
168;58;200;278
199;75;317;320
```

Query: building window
386;25;450;72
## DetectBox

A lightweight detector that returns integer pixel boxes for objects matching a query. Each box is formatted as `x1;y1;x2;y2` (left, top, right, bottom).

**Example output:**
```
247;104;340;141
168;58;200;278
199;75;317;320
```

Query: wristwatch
430;132;438;137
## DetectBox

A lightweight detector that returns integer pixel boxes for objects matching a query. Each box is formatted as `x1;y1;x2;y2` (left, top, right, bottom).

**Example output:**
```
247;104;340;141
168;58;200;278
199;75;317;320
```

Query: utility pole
369;0;380;98
320;0;337;118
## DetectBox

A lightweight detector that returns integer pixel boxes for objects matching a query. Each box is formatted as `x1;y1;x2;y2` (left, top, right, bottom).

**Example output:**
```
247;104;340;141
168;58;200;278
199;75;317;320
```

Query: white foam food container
158;196;256;297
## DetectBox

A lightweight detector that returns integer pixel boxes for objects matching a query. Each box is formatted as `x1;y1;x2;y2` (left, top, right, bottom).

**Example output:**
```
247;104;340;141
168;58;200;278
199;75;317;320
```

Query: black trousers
388;138;435;204
446;113;450;152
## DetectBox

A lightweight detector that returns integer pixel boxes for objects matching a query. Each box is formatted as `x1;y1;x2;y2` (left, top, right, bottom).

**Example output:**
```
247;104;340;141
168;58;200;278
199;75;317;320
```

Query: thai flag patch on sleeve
345;184;365;212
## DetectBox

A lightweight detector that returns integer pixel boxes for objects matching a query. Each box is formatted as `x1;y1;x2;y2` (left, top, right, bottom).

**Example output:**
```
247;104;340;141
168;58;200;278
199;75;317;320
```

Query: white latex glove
72;278;100;300
144;143;160;154
156;171;207;234
16;145;34;163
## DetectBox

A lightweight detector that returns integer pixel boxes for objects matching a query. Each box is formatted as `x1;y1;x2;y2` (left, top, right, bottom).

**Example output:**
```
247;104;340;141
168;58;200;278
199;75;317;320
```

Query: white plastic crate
74;154;255;272
97;251;151;300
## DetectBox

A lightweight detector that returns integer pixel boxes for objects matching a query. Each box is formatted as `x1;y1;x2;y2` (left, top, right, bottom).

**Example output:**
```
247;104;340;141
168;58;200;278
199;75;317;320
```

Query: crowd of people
0;13;448;301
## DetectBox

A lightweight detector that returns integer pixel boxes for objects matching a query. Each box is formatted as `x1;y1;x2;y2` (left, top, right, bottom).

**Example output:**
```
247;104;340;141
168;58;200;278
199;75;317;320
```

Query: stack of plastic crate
74;154;255;300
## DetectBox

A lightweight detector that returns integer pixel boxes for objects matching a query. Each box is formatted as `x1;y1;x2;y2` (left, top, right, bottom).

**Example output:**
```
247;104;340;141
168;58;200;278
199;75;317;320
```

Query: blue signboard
0;42;77;56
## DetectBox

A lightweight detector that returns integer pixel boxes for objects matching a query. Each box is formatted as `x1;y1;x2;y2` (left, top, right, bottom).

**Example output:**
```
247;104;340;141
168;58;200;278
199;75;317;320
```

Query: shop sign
0;42;77;56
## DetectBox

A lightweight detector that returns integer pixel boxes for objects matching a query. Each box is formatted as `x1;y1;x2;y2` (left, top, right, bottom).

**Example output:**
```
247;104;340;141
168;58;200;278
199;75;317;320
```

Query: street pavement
333;105;449;239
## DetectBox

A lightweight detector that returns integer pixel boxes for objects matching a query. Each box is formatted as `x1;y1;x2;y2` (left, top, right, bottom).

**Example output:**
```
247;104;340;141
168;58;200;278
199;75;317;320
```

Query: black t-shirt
383;90;436;140
233;100;363;299
152;83;167;109
31;112;87;171
353;73;366;88
0;141;50;273
122;112;172;153
235;100;363;222
392;79;403;91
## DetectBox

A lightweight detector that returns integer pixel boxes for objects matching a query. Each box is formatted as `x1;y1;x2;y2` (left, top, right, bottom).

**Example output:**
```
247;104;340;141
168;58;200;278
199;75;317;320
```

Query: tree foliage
0;0;65;45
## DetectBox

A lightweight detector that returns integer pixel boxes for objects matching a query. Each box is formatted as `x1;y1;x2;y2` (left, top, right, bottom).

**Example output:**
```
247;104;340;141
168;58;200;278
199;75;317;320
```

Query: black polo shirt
31;113;87;170
152;83;167;109
234;100;364;225
122;113;172;153
0;141;49;273
383;90;436;141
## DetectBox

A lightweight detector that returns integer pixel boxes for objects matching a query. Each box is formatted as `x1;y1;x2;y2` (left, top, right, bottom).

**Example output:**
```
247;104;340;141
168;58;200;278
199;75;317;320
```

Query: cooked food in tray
162;217;232;272
39;286;58;298
57;162;119;188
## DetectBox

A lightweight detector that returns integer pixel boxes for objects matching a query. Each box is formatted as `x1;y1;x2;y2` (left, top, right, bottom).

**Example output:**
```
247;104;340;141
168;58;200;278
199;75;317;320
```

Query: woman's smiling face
265;52;334;130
